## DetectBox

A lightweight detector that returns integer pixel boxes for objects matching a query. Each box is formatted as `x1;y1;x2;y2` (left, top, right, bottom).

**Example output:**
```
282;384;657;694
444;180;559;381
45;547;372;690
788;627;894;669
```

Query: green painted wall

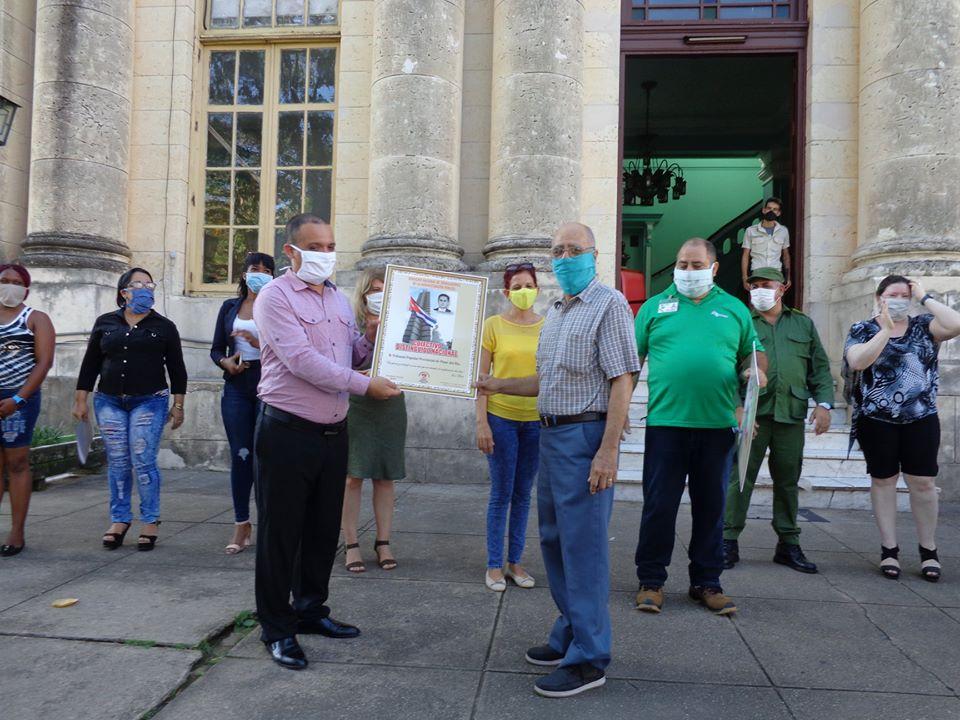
622;157;769;296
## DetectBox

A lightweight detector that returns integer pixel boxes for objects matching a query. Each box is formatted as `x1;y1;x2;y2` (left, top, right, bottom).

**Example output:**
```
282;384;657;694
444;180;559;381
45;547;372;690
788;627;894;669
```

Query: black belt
262;404;346;435
540;412;607;428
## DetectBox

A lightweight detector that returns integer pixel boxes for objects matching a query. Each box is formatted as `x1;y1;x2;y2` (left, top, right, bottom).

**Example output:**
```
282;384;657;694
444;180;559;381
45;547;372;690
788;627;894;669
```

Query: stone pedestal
23;0;134;273
481;0;584;271
360;0;466;270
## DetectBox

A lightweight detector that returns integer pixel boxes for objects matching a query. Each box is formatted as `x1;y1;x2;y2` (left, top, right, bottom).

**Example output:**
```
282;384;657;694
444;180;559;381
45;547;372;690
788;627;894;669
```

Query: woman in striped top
0;264;55;557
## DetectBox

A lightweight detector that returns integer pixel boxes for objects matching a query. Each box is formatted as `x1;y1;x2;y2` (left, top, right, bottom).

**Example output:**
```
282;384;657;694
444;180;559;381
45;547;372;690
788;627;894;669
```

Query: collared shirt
636;284;762;429
742;221;790;271
536;278;640;416
254;269;372;424
76;309;188;396
751;306;834;424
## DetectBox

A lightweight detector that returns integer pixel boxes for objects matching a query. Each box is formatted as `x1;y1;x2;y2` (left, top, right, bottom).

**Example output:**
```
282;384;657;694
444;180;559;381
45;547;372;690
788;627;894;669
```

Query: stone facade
4;0;960;497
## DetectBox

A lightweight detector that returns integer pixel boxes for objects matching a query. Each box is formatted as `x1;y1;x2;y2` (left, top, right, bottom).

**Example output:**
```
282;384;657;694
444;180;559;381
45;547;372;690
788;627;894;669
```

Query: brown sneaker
689;585;737;615
635;585;663;613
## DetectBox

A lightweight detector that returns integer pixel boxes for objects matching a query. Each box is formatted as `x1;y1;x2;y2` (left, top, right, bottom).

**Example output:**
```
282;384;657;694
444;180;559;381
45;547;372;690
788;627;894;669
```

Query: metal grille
628;0;795;22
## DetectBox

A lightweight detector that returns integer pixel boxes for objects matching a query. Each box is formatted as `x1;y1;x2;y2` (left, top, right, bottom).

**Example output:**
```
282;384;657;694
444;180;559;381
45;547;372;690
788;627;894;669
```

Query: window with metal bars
626;0;796;22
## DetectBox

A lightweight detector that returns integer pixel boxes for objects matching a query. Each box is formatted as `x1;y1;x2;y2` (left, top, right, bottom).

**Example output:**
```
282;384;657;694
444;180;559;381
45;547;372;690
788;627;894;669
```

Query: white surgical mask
289;245;336;285
750;287;779;312
673;267;715;299
884;297;911;321
0;284;27;308
366;291;384;316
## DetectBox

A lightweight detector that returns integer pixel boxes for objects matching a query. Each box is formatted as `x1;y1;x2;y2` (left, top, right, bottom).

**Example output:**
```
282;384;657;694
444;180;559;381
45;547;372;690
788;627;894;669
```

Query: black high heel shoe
919;545;941;583
102;523;131;550
880;545;901;579
137;521;161;552
0;543;24;557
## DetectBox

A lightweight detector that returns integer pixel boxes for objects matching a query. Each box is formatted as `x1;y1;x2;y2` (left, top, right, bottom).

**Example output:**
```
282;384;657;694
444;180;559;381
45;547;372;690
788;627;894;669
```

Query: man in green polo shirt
723;267;835;574
634;238;766;616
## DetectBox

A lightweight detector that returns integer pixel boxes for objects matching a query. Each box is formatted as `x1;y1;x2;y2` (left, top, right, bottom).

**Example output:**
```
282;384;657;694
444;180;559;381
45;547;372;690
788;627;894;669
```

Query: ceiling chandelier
622;81;687;206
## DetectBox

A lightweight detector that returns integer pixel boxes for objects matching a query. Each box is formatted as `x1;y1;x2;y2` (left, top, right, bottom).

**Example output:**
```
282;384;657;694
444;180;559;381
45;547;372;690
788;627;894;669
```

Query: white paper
738;345;761;491
76;418;93;466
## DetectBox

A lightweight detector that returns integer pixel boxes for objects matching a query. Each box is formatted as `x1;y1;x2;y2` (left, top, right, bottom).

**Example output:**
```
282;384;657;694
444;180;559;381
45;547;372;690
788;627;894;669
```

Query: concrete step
614;471;909;511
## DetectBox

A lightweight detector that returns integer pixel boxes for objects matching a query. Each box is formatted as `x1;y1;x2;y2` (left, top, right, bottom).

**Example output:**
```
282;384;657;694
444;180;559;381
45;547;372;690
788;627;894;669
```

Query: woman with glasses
73;268;188;552
476;262;543;591
340;268;406;572
210;252;275;554
0;264;55;557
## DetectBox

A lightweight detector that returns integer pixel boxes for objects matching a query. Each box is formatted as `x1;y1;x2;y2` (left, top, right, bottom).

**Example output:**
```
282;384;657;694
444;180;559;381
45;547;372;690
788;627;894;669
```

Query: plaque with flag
371;265;488;398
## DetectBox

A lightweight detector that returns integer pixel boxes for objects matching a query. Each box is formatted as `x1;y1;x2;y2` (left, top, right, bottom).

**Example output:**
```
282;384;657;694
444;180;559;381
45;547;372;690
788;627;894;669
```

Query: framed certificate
371;265;488;399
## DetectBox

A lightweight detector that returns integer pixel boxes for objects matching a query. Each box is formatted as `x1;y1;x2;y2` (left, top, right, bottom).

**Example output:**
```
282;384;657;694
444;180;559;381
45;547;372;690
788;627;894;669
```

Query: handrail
707;200;764;247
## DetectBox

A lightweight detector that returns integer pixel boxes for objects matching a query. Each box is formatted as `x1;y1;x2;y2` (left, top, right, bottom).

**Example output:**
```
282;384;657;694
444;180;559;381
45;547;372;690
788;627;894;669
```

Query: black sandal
919;545;941;583
880;545;901;579
374;540;398;570
102;523;131;550
0;543;24;557
344;542;366;573
137;521;161;552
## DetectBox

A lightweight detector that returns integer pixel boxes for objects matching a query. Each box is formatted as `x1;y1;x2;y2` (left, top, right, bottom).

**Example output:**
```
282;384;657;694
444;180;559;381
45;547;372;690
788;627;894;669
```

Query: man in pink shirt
253;213;400;670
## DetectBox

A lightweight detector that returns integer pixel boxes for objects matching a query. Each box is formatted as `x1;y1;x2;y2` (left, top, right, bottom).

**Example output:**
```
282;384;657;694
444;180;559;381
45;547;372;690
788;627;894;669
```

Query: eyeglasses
505;262;535;273
550;245;595;259
126;281;157;290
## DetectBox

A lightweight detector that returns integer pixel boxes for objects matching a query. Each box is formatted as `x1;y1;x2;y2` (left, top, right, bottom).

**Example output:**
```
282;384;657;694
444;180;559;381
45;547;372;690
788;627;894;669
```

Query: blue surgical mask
127;287;155;314
245;272;272;294
552;252;596;296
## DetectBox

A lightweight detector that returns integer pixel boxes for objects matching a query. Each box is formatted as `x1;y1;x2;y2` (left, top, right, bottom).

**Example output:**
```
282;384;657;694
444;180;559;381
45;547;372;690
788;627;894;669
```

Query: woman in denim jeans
73;268;188;551
476;264;543;591
210;252;274;554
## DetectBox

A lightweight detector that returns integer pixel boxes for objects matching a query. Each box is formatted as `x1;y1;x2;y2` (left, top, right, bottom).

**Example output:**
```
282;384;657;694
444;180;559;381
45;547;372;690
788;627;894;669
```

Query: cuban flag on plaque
409;297;438;328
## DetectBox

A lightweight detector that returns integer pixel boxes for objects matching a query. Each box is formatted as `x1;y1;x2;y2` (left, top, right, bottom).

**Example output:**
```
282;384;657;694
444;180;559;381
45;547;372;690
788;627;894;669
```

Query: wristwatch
817;402;832;410
921;293;935;306
12;394;26;408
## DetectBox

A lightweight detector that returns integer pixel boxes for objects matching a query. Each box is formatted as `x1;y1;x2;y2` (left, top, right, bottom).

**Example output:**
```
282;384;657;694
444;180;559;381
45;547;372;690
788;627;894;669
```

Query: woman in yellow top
476;263;544;592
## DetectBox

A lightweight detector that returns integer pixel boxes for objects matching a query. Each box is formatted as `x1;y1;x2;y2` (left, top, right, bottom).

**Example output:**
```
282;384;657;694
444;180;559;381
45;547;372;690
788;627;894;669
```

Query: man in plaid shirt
477;222;639;698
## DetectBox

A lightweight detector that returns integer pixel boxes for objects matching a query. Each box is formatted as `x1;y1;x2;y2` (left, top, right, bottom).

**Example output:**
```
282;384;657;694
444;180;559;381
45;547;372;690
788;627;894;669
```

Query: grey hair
679;237;717;263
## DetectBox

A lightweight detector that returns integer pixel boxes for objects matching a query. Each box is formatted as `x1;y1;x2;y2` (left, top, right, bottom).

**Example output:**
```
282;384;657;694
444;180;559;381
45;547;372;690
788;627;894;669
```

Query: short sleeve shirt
482;314;543;422
742;222;790;272
636;284;762;429
844;314;939;424
536;279;641;416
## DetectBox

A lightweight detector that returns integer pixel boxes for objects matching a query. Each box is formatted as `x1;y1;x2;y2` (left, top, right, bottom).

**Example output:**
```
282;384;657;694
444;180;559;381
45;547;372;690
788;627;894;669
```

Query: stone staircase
618;382;910;510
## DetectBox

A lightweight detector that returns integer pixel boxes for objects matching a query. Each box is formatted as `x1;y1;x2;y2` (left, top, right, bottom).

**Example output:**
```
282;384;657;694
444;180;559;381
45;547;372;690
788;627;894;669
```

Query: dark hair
285;213;328;245
503;262;538;289
438;293;450;301
116;267;153;307
765;197;783;211
0;263;31;301
876;274;911;297
237;252;276;300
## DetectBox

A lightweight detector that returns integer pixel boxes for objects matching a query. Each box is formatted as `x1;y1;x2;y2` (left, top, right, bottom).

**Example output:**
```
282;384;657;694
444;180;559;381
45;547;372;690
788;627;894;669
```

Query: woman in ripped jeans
73;267;188;551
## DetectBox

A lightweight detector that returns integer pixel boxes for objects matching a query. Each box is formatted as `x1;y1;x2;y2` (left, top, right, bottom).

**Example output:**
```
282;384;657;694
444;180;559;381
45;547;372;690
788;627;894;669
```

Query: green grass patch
124;639;157;649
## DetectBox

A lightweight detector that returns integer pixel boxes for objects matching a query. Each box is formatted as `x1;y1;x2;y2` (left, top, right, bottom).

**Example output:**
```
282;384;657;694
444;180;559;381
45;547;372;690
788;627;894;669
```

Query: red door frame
616;2;809;305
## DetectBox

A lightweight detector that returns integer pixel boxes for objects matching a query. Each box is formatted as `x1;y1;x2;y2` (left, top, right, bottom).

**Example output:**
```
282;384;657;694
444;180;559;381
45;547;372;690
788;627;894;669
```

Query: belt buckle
540;415;556;428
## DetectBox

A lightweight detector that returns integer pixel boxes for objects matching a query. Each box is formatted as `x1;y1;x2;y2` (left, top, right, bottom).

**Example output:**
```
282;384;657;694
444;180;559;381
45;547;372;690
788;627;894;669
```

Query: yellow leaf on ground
51;598;79;608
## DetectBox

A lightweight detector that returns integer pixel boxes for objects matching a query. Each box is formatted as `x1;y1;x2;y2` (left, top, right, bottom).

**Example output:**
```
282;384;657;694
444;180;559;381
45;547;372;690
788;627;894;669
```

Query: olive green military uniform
723;305;834;545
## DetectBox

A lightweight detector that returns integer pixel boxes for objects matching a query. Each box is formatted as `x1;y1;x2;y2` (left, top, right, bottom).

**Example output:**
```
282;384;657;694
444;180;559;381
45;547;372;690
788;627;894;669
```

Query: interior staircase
618;378;910;511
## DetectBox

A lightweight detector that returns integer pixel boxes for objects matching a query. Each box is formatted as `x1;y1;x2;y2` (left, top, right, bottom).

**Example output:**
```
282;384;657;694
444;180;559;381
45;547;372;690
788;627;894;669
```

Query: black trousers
254;408;348;642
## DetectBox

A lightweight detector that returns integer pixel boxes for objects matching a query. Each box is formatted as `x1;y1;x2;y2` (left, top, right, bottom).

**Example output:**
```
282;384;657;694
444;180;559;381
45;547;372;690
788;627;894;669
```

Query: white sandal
225;521;253;555
485;570;506;592
505;566;536;589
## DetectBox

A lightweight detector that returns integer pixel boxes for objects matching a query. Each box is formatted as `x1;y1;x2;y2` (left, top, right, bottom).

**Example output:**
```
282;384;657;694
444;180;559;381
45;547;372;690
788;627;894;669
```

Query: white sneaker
505;566;536;588
485;570;506;592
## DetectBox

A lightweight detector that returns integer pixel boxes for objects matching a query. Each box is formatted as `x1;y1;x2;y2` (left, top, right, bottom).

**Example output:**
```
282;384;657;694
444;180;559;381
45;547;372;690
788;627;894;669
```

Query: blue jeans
635;426;737;589
539;420;613;670
94;392;168;524
485;413;539;568
221;363;261;523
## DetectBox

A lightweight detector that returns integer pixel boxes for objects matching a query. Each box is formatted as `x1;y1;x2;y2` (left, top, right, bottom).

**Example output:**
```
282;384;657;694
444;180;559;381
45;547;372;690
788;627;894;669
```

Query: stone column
481;0;584;271
360;0;466;270
22;0;133;272
846;0;960;280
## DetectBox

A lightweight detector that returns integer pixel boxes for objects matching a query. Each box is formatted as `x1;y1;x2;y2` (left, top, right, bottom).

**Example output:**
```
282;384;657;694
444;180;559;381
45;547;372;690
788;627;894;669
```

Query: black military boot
773;542;818;574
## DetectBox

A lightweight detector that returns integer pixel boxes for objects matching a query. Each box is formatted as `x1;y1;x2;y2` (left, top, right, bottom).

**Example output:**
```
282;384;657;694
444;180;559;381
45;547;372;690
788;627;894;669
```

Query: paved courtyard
2;470;960;719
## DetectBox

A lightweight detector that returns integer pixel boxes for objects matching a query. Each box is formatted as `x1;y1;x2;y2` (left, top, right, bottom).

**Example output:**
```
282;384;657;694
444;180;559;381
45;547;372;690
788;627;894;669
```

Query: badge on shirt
657;300;679;314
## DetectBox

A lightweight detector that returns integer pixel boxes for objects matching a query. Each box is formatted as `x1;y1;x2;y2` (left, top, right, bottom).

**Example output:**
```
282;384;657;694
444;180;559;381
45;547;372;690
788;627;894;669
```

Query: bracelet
173;403;184;410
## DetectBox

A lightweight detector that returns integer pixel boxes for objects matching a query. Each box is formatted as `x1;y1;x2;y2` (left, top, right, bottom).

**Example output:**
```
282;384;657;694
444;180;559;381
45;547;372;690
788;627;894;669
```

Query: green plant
233;610;258;632
124;639;157;648
30;425;72;448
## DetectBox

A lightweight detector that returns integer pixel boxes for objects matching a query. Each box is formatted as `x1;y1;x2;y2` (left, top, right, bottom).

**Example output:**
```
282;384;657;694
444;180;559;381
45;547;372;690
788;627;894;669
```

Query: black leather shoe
723;539;739;569
297;616;361;638
266;637;307;670
773;542;818;574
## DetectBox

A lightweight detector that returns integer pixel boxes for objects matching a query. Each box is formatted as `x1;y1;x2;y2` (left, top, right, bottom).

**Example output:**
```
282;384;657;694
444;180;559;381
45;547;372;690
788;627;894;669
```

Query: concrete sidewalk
2;471;960;719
